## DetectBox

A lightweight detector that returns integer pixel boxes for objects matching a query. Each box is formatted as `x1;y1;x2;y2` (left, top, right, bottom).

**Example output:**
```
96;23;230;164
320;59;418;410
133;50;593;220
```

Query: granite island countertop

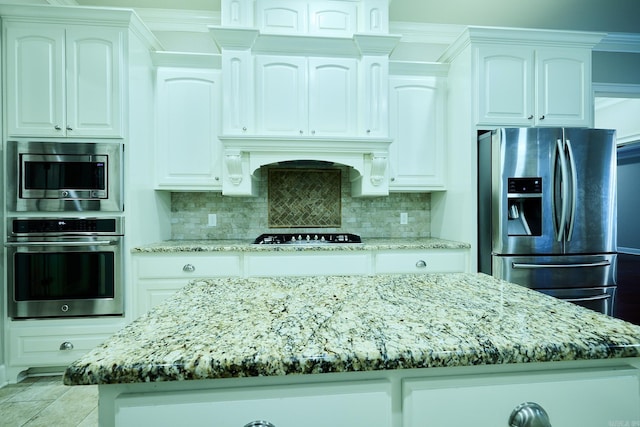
64;273;640;386
130;237;470;253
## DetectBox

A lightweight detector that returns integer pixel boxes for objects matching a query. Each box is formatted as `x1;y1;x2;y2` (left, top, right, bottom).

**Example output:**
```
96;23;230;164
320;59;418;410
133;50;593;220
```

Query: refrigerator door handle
512;260;612;269
563;294;612;303
556;139;570;242
565;139;578;241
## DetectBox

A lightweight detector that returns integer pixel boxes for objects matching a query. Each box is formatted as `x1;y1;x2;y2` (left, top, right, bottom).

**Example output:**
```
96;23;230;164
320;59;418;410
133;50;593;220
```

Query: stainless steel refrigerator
478;127;617;315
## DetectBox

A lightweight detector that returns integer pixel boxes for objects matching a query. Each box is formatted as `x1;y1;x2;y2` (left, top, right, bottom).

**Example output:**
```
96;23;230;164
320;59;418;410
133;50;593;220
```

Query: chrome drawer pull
183;264;196;272
244;422;275;427
60;341;74;351
509;402;551;427
416;260;427;268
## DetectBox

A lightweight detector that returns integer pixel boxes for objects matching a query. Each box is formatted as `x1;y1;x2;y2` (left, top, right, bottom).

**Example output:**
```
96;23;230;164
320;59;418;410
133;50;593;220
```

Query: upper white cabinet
4;22;123;138
225;0;388;34
210;0;398;196
388;64;447;191
155;64;223;190
255;55;357;136
476;44;592;127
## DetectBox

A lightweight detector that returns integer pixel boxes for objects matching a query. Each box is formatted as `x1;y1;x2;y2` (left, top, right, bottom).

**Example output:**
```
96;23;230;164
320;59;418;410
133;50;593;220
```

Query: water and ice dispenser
507;177;542;236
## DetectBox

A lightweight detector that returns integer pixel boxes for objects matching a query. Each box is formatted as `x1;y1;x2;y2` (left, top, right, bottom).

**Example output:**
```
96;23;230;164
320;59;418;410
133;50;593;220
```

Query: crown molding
595;33;640;53
135;7;220;32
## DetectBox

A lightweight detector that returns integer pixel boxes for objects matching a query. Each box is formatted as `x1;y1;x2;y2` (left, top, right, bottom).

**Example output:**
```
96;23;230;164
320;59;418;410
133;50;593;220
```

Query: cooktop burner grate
253;233;362;245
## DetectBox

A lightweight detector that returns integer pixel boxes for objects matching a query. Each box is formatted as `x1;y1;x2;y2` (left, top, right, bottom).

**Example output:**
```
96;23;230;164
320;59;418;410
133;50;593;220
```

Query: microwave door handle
512;260;611;269
4;240;117;247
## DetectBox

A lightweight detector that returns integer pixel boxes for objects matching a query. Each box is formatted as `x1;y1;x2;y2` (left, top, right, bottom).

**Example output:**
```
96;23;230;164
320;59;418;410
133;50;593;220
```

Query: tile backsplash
170;166;431;240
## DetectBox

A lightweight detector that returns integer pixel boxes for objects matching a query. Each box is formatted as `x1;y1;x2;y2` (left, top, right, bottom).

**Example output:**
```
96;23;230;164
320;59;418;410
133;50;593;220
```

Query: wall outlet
207;213;217;227
400;212;408;225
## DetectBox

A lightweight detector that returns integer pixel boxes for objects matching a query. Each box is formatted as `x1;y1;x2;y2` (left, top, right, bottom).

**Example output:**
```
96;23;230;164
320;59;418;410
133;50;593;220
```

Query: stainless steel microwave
7;141;123;212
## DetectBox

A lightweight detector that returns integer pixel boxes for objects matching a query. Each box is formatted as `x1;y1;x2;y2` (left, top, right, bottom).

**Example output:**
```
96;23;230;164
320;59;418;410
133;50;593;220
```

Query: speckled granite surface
130;237;470;253
64;273;640;386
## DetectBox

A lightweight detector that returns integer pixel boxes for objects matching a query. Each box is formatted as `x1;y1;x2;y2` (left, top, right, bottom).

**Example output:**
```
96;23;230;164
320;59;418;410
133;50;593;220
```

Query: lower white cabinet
99;361;640;427
133;253;242;317
132;247;469;315
112;380;391;427
403;368;640;427
375;249;468;274
7;318;125;381
245;252;370;277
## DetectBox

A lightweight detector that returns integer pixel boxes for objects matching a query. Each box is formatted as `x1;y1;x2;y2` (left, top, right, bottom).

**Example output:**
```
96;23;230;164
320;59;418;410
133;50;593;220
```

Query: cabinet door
308;1;357;36
535;47;592;127
255;55;307;135
360;56;388;137
476;45;534;126
256;0;307;34
155;68;222;190
221;50;253;134
65;27;123;137
308;57;357;136
5;23;65;137
389;75;446;190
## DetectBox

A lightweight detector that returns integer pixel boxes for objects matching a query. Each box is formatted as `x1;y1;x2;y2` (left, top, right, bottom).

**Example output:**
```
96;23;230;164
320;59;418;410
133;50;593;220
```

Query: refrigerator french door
479;128;618;315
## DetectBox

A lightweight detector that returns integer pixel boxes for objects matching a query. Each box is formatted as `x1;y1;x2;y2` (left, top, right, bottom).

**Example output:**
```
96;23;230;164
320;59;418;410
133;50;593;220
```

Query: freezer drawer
492;254;617;290
538;287;616;316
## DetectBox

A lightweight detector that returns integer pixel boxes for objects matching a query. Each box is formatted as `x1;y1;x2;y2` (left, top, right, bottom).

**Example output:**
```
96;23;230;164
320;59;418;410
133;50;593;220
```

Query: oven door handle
4;240;118;247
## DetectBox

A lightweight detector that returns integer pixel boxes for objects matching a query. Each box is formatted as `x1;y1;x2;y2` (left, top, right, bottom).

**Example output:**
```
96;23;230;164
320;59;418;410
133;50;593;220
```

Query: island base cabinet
403;369;640;427
108;380;392;427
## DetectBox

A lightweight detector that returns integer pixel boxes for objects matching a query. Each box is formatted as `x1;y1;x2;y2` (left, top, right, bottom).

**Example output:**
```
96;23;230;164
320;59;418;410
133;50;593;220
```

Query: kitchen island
64;273;640;426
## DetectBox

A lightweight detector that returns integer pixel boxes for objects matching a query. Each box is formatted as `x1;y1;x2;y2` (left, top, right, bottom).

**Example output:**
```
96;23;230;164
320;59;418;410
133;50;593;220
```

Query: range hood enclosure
220;135;392;197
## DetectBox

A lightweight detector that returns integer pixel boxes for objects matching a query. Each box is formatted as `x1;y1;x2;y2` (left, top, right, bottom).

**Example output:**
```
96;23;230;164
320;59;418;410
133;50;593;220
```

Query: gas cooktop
253;233;362;245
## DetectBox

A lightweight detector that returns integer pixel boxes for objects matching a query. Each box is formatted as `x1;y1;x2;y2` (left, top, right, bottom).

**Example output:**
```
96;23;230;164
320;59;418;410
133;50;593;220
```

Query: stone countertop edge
63;273;640;386
130;237;471;253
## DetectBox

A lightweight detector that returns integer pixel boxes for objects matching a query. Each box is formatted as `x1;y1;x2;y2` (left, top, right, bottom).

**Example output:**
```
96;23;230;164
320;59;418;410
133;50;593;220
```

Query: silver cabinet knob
54;125;62;130
183;264;196;273
244;422;275;427
509;402;552;427
59;341;74;351
66;125;73;131
416;260;427;268
242;126;247;132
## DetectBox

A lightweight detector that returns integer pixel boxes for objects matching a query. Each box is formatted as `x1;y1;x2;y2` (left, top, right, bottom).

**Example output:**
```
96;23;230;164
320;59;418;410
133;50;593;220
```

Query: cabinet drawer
135;254;241;279
9;322;124;367
246;252;370;277
116;380;391;427
403;368;640;427
375;250;467;274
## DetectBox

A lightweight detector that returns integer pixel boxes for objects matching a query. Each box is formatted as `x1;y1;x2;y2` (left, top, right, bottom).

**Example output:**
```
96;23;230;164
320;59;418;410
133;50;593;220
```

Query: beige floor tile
0;400;54;427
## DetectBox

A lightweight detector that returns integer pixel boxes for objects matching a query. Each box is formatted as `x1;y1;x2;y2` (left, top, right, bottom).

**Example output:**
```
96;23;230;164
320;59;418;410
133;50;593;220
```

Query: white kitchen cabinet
476;44;592;127
375;249;468;274
255;55;357;137
6;318;125;382
388;72;446;191
255;0;358;36
403;368;640;427
4;22;123;138
133;253;242;316
155;67;223;190
111;380;391;427
245;251;371;277
225;0;387;34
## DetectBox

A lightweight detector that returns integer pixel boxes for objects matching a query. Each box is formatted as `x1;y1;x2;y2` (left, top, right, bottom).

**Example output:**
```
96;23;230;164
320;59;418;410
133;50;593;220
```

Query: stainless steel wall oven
7;140;123;212
6;217;124;319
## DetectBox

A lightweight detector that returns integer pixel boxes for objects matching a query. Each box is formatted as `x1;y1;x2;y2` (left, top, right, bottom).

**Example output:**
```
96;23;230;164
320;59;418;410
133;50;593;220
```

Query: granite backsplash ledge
170;167;431;240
